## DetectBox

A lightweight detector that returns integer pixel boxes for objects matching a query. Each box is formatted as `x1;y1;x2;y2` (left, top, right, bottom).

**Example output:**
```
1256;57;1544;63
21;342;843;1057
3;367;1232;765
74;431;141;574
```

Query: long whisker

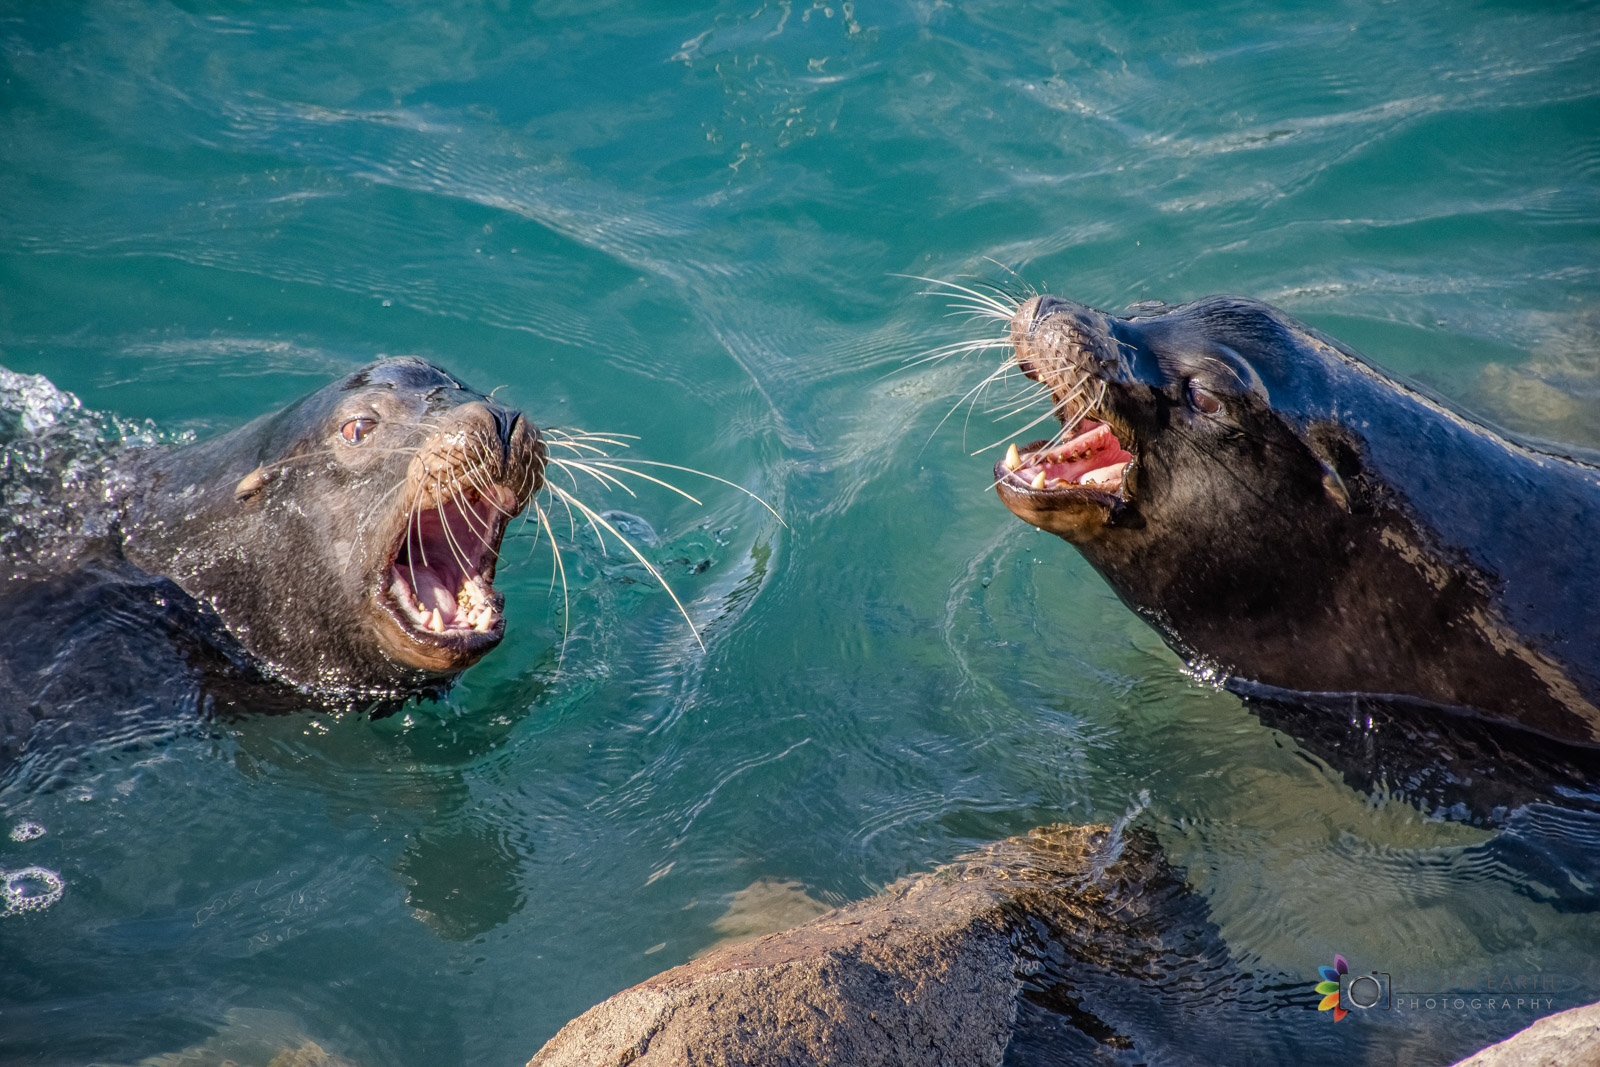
435;482;475;577
591;460;784;525
543;429;640;449
548;484;705;652
894;274;1020;318
922;360;1021;452
547;456;638;497
940;305;1015;322
543;438;617;457
582;462;705;506
532;499;570;661
969;397;1075;456
900;337;1014;372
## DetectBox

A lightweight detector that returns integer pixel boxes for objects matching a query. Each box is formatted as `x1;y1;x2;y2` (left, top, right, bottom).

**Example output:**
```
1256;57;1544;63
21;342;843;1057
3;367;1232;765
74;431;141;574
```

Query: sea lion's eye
341;416;378;444
1187;381;1223;416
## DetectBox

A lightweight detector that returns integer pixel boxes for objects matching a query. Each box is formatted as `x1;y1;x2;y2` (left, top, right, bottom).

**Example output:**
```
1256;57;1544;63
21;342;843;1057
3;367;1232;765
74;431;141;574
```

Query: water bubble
8;822;45;842
1;866;64;915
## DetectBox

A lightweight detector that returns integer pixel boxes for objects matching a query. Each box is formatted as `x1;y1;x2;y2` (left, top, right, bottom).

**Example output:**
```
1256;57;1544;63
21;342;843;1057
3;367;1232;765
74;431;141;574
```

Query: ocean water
2;2;1599;1064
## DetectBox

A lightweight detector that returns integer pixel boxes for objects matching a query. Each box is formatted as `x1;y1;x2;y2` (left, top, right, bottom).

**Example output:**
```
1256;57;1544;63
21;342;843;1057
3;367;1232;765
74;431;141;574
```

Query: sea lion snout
414;398;545;504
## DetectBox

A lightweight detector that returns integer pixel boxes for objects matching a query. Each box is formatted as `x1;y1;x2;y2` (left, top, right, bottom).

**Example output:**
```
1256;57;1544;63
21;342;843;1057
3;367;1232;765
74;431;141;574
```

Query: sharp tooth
475;612;493;632
1030;471;1047;490
428;609;444;633
1004;443;1021;471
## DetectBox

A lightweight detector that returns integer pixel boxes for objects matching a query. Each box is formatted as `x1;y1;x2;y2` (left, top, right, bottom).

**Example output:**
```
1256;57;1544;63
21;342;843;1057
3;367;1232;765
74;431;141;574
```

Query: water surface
3;2;1599;1064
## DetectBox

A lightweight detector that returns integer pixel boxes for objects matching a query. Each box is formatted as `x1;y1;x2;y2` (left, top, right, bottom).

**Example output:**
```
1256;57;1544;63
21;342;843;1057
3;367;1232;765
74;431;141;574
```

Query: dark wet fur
0;557;397;790
1001;295;1600;748
1;357;535;773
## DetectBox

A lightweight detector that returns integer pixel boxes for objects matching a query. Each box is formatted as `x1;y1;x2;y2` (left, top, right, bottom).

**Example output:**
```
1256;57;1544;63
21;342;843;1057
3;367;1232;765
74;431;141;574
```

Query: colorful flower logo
1315;954;1349;1021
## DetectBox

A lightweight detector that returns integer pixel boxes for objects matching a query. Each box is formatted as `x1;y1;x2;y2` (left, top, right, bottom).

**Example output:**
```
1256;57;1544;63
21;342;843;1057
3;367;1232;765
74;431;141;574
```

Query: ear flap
1318;460;1351;513
233;465;277;503
1305;424;1362;514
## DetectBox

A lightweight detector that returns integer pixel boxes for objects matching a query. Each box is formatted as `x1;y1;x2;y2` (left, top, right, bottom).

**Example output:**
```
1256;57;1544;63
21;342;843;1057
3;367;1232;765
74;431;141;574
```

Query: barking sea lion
118;356;545;695
0;357;544;771
979;293;1600;747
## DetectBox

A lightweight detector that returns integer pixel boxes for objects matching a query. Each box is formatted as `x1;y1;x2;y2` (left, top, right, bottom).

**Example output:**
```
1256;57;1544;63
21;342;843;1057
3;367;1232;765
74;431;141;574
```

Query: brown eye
341;416;377;443
1187;381;1222;416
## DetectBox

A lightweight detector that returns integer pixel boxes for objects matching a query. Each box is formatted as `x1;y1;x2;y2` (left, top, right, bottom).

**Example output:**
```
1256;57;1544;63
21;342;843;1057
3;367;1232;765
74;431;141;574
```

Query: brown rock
529;823;1181;1067
1452;1000;1600;1067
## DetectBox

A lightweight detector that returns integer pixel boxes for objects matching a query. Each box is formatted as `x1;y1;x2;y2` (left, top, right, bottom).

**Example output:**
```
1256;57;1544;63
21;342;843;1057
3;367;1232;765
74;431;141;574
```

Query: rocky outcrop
530;821;1594;1066
1451;1000;1600;1067
529;823;1230;1067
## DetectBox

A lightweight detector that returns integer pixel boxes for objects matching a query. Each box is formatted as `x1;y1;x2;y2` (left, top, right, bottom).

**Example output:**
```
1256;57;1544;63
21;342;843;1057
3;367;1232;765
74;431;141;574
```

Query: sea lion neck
121;357;545;696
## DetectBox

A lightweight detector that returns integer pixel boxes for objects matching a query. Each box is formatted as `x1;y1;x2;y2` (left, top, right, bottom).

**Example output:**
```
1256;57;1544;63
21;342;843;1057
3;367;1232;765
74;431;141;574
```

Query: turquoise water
3;2;1599;1063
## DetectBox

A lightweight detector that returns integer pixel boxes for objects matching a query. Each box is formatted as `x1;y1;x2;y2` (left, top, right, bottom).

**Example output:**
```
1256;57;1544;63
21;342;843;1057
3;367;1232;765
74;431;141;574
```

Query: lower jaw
373;596;504;674
992;461;1124;543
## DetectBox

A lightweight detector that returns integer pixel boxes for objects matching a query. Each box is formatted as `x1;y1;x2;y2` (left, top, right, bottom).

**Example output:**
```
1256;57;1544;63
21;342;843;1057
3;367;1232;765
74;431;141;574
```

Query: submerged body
1;358;544;770
989;295;1600;746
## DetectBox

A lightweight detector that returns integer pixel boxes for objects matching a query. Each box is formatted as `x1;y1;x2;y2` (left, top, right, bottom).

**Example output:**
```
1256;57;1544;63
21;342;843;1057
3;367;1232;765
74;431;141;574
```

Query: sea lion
0;357;544;771
987;294;1600;747
118;356;544;695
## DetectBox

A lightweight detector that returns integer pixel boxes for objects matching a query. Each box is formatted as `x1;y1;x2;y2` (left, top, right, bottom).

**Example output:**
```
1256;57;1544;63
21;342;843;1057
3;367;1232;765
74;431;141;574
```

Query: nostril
1031;294;1070;331
491;408;521;462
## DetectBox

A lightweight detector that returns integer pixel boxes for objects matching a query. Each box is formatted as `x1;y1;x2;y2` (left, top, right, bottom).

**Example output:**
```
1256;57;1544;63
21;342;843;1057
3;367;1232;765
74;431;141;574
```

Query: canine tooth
1030;471;1048;490
475;612;493;632
428;609;444;633
1004;444;1021;471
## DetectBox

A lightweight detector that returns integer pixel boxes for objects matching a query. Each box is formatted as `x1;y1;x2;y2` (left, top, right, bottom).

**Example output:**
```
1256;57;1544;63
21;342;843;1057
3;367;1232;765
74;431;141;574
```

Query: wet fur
984;293;1600;746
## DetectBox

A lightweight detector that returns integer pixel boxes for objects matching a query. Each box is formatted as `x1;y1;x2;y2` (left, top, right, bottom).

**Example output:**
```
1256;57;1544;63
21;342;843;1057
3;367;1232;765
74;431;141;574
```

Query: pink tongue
415;570;458;617
1040;455;1112;482
1010;418;1134;487
1036;421;1130;481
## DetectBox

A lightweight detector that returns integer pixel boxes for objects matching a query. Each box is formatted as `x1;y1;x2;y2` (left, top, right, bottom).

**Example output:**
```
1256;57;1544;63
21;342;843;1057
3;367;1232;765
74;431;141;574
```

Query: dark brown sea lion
0;357;544;772
988;294;1600;747
118;356;545;695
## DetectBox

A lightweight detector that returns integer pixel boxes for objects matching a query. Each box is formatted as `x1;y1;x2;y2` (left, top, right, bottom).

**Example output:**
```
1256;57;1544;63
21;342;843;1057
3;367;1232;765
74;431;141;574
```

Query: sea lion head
126;357;545;696
993;294;1354;556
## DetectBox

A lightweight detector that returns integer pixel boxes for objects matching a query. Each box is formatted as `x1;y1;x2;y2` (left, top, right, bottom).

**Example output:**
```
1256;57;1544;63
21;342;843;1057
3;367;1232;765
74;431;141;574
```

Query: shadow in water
997;825;1319;1065
1239;687;1600;913
996;824;1545;1066
0;554;540;944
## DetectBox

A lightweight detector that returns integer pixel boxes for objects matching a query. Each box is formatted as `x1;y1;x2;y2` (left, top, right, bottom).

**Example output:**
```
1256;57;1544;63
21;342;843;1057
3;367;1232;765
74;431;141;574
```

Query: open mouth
995;415;1135;502
382;481;519;649
997;417;1133;496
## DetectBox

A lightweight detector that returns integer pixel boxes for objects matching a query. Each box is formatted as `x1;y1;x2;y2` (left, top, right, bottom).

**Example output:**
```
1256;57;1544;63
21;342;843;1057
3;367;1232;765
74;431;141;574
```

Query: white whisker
548;484;705;652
